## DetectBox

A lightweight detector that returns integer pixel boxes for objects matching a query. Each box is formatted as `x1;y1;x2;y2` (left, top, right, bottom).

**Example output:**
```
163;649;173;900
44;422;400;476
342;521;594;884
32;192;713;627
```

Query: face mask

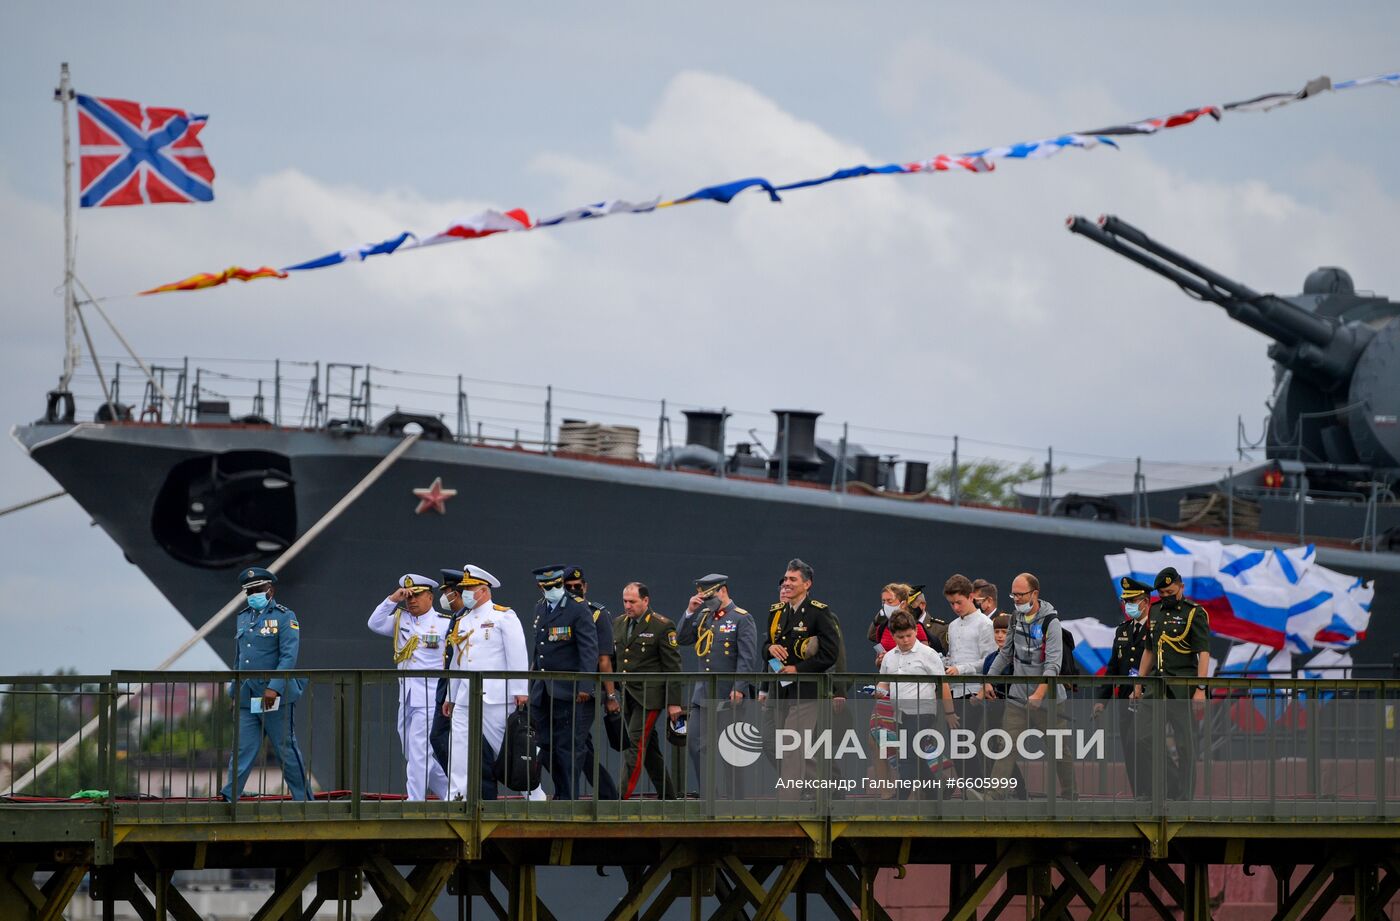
439;593;455;613
1124;602;1141;618
543;586;565;605
463;591;481;610
1014;601;1032;615
881;603;898;617
247;591;271;612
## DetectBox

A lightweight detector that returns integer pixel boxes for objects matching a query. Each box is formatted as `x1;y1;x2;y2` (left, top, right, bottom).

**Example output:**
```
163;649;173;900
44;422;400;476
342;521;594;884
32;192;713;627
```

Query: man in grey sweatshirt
983;572;1075;800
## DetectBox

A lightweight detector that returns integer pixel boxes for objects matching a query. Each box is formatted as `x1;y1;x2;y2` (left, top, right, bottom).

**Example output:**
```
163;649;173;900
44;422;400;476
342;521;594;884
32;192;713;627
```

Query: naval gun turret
1068;215;1400;481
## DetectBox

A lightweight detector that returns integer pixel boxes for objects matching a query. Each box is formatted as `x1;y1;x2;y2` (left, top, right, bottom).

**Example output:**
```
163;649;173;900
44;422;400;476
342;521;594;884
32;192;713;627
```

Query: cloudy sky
0;2;1396;673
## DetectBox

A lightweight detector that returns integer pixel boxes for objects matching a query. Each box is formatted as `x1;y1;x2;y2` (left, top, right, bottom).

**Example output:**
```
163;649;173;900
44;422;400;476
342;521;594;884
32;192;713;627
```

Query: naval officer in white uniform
368;573;453;801
443;564;531;801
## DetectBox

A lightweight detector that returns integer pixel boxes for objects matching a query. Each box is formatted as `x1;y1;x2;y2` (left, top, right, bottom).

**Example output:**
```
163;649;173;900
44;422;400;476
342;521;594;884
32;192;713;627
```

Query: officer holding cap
529;565;600;800
443;564;531;801
368;573;453;801
1093;576;1153;797
1132;566;1211;799
678;573;758;797
221;567;309;802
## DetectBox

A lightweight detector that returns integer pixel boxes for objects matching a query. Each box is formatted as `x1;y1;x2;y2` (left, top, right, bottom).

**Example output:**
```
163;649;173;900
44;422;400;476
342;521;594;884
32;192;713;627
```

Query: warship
10;218;1400;680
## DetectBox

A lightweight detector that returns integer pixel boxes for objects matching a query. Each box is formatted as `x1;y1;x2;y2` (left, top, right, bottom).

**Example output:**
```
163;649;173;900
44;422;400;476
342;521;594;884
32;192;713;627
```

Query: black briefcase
493;703;543;792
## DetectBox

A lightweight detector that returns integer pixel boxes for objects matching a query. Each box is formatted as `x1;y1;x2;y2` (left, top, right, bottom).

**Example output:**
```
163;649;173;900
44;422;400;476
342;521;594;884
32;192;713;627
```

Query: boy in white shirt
878;612;959;796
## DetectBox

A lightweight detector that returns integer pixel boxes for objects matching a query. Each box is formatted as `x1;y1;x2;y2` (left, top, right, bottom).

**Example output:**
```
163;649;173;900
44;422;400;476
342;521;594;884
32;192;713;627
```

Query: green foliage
928;458;1045;508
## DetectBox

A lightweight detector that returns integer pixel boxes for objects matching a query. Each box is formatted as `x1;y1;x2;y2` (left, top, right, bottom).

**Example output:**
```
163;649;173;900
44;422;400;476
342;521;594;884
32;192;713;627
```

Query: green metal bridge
1;671;1397;920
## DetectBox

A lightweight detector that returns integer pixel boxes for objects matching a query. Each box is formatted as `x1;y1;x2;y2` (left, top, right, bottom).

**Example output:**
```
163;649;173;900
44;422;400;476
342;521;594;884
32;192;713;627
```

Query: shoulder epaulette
810;600;829;609
274;603;291;613
733;606;749;615
588;600;605;612
493;603;509;612
652;612;674;625
570;594;586;603
769;602;785;612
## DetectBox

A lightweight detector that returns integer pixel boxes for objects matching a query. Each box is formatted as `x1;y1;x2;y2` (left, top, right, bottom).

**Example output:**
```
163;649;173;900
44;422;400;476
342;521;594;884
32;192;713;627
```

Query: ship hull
15;421;1400;670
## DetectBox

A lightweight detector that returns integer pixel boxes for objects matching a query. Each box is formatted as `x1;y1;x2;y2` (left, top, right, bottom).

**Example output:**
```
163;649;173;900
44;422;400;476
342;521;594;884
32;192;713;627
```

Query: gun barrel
1067;214;1335;349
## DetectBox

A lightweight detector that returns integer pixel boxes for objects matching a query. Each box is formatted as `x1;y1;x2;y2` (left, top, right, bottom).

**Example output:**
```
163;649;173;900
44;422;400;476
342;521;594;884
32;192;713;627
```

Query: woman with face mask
867;583;928;668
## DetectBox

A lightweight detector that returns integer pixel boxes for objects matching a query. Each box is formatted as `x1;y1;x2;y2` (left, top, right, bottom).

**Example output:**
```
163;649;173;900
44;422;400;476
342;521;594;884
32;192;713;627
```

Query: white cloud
2;61;1397;672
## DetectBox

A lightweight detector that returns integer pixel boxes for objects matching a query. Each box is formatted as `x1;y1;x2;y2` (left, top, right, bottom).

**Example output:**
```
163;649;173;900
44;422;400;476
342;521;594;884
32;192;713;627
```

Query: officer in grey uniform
676;573;759;798
221;567;310;802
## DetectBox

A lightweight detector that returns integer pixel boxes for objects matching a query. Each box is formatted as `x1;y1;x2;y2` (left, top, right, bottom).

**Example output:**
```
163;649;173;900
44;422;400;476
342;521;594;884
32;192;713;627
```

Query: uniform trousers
446;699;508;801
776;699;821;800
572;724;620;800
222;705;309;802
621;699;680;799
688;700;750;799
430;677;452;771
531;697;591;800
1134;685;1197;800
990;701;1075;800
399;695;448;801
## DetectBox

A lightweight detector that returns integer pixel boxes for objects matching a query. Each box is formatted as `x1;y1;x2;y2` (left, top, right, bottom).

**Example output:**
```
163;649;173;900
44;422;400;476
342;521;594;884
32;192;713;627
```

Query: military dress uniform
1099;576;1152;797
367;574;453;801
614;608;685;798
768;595;840;791
528;566;600;801
444;565;530;801
677;574;760;797
564;566;621;802
222;567;310;802
430;568;466;772
1135;567;1211;800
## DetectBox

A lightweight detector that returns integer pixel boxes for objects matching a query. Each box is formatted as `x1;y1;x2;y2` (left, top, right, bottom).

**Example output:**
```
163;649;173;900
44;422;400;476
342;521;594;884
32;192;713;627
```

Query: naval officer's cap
1153;567;1181;591
532;565;567;588
695;573;729;595
239;566;276;589
564;566;587;584
1119;576;1152;599
457;564;501;589
399;573;440;594
440;569;464;591
908;584;926;605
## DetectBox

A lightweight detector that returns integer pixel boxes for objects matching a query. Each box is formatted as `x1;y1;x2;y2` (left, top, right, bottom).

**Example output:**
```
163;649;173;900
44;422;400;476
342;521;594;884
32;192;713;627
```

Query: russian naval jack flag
76;94;215;207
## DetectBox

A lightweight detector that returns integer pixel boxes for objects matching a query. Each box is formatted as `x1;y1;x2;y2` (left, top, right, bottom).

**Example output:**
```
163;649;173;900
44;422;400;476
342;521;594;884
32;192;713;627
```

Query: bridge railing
0;671;1395;822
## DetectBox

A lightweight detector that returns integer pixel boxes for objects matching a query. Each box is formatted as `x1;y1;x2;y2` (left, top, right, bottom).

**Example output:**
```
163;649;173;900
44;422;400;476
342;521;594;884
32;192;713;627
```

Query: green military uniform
613;610;684;798
1135;567;1210;800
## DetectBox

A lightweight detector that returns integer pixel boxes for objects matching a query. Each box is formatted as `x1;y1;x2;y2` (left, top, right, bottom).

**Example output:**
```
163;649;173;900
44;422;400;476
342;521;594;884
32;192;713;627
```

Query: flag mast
54;62;78;395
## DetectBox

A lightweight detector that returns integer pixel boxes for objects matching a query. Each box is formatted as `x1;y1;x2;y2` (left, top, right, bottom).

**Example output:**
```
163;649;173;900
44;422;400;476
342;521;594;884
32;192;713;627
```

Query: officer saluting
529;565;599;800
222;567;309;802
368;574;452;801
678;573;759;797
1093;576;1153;797
1132;566;1211;800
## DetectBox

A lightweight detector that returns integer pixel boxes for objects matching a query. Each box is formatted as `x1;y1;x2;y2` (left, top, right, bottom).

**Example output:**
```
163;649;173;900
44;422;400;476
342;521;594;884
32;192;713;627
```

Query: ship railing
1;671;1397;824
66;355;1400;551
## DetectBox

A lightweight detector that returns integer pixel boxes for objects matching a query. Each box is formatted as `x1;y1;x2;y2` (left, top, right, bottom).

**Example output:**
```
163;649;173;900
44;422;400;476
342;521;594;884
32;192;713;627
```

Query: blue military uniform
222;567;310;802
529;565;599;800
564;565;621;801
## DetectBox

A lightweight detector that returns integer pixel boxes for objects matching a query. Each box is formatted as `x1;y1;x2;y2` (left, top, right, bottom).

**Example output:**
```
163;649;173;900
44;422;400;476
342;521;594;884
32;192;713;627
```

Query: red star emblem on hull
412;477;457;515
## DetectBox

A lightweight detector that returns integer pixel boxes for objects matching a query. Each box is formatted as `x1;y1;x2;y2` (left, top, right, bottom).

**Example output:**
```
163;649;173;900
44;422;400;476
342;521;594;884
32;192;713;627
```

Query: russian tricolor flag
1107;536;1373;654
